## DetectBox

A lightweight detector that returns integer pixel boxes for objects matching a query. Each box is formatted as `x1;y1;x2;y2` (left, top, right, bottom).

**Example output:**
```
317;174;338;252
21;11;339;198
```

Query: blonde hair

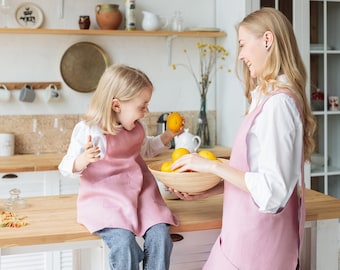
83;64;153;135
237;7;316;161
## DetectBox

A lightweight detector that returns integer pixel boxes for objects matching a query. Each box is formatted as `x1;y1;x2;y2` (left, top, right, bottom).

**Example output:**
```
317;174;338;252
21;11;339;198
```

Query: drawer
0;171;59;198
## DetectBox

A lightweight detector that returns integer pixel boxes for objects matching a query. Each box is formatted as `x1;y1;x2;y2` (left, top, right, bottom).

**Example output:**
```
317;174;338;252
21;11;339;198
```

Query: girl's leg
143;223;173;270
97;228;143;270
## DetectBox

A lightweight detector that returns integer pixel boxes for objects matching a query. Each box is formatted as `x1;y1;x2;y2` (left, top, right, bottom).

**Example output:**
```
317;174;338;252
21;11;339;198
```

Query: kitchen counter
1;189;339;270
0;189;339;247
0;146;231;173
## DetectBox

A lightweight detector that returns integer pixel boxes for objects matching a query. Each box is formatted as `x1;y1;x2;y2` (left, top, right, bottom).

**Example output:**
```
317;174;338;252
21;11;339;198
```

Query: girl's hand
73;135;101;172
160;120;185;146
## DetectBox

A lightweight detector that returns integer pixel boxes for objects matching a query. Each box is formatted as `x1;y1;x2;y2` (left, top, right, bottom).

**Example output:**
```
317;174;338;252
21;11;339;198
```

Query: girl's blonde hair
236;7;316;161
83;64;153;135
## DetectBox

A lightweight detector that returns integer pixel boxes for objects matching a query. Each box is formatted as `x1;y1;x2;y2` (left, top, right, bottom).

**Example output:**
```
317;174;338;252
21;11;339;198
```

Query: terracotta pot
95;4;122;30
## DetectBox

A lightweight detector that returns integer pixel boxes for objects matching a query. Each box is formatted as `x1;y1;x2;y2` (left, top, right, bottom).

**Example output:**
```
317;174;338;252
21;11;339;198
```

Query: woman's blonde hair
237;7;316;161
83;64;153;135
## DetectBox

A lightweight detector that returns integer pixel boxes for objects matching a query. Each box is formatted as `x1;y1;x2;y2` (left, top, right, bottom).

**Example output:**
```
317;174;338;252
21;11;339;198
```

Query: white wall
215;0;249;146
0;0;249;146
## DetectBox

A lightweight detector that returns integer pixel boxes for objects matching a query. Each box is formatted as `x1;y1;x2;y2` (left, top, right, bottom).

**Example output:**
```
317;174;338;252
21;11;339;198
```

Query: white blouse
58;120;169;178
244;85;303;213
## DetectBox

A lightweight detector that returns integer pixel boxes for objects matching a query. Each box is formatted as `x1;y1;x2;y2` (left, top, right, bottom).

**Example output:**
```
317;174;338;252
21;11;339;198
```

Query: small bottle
125;0;136;30
171;10;184;32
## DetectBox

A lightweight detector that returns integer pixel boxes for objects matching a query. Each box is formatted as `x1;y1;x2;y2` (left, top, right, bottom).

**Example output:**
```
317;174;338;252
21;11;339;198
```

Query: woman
171;8;316;270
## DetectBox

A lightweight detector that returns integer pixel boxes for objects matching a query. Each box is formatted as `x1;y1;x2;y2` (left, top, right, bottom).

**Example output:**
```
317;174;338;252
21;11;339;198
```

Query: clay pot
95;4;122;30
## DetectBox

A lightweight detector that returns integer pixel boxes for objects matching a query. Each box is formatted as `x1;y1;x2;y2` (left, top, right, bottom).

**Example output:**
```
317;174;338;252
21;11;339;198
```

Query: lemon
166;112;184;132
198;150;217;160
171;147;190;162
161;161;173;172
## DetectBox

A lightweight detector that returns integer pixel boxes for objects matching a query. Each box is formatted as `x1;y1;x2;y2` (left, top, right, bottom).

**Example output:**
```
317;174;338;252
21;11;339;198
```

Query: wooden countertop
1;189;340;248
0;146;231;173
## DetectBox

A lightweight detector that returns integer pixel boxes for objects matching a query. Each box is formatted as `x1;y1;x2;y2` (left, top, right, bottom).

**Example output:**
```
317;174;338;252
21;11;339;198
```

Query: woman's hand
73;135;101;172
171;153;218;174
168;181;224;200
168;187;210;200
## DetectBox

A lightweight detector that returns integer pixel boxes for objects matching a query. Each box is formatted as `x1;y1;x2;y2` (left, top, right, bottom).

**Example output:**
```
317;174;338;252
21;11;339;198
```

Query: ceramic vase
78;15;91;29
95;4;122;30
193;94;216;148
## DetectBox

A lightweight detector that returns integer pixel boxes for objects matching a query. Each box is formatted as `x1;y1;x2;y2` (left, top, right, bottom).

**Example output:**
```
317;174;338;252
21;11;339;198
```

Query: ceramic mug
0;84;11;102
45;84;60;102
329;96;339;111
19;84;36;102
0;133;15;156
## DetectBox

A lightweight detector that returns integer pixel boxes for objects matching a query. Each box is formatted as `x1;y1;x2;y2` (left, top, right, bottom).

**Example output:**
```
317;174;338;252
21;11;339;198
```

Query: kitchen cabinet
0;171;59;198
170;229;220;270
306;0;340;198
0;171;72;270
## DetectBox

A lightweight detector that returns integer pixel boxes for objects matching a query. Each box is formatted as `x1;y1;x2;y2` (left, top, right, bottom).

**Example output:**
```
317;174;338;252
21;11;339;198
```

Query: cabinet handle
170;233;184;242
1;173;18;179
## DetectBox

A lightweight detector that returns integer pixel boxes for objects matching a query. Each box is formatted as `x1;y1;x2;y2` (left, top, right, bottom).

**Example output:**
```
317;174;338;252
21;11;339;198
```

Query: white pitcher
141;11;168;31
174;128;201;153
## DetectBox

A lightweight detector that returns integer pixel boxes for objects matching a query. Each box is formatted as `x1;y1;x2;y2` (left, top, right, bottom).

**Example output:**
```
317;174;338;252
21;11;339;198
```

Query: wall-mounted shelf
0;82;62;90
0;28;227;38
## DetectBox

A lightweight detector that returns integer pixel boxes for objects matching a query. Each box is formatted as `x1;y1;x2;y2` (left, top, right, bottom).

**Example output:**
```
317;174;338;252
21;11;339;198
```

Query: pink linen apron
78;121;178;235
204;90;305;270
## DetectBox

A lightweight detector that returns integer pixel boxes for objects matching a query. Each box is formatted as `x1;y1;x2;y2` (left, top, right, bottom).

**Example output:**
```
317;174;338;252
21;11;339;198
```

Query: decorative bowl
148;159;226;194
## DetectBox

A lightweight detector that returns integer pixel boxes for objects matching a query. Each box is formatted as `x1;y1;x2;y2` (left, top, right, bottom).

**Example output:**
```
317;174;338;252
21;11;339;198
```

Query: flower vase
193;95;216;148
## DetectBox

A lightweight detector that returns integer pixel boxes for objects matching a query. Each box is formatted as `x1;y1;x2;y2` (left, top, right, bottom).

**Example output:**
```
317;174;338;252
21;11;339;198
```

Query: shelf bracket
166;35;178;66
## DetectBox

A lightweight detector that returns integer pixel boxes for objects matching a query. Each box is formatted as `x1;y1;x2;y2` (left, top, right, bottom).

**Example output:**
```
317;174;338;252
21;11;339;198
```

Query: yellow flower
171;42;230;96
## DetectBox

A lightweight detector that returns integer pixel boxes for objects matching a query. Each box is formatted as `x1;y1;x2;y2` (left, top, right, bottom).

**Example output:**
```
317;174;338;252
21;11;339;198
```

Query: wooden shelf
0;28;227;38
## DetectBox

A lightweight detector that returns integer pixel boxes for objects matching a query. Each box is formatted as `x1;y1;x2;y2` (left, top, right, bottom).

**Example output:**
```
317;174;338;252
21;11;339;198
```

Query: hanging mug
19;84;36;102
0;84;11;102
45;84;60;102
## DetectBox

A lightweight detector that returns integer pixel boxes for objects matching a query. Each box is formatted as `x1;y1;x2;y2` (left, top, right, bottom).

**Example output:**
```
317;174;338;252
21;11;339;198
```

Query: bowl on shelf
311;100;324;111
148;159;226;194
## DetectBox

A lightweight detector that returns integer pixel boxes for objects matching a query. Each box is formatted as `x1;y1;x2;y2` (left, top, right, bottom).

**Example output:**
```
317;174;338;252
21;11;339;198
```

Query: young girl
171;8;316;270
59;64;179;270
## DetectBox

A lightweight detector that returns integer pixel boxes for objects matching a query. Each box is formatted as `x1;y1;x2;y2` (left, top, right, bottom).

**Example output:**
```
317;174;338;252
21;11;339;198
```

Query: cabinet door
58;171;80;195
170;229;220;270
308;0;340;197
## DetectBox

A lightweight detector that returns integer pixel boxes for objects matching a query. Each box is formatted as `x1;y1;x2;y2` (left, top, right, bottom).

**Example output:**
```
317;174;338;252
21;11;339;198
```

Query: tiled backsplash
0;111;212;155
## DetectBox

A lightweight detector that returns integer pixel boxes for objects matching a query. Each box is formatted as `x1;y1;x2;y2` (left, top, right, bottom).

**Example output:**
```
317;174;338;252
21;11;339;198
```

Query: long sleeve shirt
245;80;303;213
58;121;169;178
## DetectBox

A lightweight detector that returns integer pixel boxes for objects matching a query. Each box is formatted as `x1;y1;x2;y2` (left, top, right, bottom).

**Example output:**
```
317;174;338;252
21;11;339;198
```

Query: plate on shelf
60;42;110;93
15;3;44;29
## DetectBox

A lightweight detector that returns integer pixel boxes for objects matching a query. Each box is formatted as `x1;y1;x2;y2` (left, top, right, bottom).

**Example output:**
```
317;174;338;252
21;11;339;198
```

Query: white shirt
58;120;169;178
244;84;303;213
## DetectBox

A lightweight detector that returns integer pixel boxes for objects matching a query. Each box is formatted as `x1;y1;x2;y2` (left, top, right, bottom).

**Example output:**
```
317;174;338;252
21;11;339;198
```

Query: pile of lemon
161;148;218;172
161;112;219;172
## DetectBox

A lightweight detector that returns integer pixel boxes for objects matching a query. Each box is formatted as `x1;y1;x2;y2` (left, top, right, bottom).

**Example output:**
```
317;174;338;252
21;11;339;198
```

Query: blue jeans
97;223;173;270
